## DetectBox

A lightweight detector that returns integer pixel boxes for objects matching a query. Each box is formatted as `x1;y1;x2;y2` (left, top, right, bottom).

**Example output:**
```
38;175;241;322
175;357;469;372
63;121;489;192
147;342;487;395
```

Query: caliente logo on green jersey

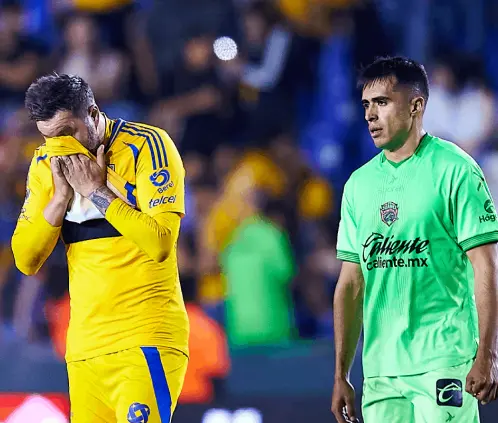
362;233;430;271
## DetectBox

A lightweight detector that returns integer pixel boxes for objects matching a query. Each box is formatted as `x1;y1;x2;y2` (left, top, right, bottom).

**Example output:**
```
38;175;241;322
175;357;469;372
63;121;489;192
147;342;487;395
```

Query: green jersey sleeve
451;164;498;251
337;179;360;263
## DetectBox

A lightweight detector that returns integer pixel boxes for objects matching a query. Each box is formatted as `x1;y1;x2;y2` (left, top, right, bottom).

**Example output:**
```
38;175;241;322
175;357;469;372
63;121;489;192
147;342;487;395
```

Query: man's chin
372;136;388;149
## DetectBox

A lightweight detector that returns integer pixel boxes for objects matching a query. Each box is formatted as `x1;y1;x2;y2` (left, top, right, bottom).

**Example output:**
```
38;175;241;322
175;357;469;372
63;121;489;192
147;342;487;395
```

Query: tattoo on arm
88;186;116;215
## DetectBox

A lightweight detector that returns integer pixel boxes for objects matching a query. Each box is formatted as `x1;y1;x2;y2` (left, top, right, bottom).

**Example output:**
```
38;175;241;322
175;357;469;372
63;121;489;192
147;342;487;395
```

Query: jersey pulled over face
337;134;498;378
21;117;189;362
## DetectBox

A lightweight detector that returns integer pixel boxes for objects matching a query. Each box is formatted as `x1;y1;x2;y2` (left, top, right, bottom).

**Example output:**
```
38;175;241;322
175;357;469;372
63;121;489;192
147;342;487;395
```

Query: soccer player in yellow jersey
11;74;189;423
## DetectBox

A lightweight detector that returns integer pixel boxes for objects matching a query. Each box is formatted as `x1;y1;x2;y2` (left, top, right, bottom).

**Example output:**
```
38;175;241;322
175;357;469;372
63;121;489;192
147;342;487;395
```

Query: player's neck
384;128;426;163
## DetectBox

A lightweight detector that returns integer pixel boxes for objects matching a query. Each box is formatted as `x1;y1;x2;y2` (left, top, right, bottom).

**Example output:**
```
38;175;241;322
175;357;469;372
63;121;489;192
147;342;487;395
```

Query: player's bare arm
88;186;116;216
331;261;364;423
465;242;498;405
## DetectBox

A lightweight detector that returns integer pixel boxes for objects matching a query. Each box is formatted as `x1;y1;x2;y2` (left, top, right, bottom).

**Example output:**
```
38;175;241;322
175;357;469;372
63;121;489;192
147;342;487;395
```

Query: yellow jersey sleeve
136;129;186;217
11;153;61;275
105;128;185;263
106;201;181;263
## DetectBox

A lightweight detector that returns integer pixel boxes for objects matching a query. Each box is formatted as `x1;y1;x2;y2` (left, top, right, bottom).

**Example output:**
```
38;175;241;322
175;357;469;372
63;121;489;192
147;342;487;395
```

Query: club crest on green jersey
380;201;399;226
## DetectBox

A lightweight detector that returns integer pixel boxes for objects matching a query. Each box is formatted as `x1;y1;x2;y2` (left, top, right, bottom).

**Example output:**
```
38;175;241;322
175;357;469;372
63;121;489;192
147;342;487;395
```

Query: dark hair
358;56;429;102
25;73;95;122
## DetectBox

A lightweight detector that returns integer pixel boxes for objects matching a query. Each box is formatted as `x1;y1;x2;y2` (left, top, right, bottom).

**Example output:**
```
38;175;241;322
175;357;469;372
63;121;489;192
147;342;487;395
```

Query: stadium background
0;0;498;421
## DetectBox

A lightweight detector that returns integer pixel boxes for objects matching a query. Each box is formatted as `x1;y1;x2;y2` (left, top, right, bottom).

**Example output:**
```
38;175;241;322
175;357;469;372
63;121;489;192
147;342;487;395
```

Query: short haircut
25;74;95;122
358;56;429;102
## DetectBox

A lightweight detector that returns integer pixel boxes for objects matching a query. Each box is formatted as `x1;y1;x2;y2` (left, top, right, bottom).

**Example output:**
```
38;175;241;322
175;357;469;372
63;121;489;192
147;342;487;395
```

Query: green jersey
337;134;498;378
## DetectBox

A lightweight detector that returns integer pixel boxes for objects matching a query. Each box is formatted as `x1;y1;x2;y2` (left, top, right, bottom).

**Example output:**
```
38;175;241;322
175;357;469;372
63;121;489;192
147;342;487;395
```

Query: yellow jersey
12;117;189;362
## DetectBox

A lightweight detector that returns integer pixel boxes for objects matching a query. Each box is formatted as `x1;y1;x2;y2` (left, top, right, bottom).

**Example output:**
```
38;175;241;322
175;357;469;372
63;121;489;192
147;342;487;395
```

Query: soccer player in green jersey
331;56;498;423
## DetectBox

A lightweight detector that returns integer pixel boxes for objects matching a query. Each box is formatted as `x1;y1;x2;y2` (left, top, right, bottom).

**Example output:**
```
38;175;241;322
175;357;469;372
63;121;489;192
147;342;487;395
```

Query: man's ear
89;105;99;125
411;96;425;116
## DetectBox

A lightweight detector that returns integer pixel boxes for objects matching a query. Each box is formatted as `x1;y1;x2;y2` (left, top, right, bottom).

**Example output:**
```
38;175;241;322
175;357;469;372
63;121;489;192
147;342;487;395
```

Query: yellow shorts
67;346;188;423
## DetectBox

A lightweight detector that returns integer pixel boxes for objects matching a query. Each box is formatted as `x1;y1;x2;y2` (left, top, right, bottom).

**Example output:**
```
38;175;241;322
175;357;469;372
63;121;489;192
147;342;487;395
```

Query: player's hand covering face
50;157;74;201
361;77;423;150
59;146;106;198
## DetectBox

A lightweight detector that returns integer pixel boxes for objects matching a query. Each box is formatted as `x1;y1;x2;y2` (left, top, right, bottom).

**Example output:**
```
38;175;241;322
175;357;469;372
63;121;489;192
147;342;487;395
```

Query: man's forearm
43;195;71;227
474;260;498;359
333;267;364;380
467;243;498;359
88;185;117;215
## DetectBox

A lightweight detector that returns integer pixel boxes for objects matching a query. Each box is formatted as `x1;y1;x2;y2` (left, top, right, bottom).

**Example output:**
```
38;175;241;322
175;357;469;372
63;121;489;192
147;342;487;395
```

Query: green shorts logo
436;379;463;408
484;199;495;214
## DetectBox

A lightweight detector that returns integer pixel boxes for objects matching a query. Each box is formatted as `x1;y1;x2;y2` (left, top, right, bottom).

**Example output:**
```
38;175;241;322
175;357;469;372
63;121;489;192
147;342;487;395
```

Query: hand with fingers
58;145;107;198
50;156;73;203
331;377;360;423
466;353;498;405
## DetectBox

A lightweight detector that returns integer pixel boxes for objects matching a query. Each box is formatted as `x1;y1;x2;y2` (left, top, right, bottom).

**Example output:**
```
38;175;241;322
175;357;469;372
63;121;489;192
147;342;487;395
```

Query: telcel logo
149;196;176;208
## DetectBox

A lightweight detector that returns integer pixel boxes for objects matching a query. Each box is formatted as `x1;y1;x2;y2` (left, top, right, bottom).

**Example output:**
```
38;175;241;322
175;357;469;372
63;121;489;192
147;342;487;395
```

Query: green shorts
362;360;479;423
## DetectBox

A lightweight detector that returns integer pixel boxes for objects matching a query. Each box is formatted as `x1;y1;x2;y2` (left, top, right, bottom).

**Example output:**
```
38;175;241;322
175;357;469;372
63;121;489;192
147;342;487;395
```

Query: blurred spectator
424;59;458;140
0;0;42;126
267;134;333;226
195;134;333;333
57;14;133;118
190;180;225;322
481;131;498;205
221;193;296;346
54;0;137;50
125;8;160;104
265;135;336;337
146;0;235;77
221;1;297;142
424;56;495;156
294;223;340;338
197;143;287;317
149;33;225;157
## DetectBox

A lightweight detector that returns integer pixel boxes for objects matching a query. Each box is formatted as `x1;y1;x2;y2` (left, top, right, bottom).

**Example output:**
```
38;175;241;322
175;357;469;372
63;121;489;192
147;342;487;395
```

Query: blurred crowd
0;0;498;392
